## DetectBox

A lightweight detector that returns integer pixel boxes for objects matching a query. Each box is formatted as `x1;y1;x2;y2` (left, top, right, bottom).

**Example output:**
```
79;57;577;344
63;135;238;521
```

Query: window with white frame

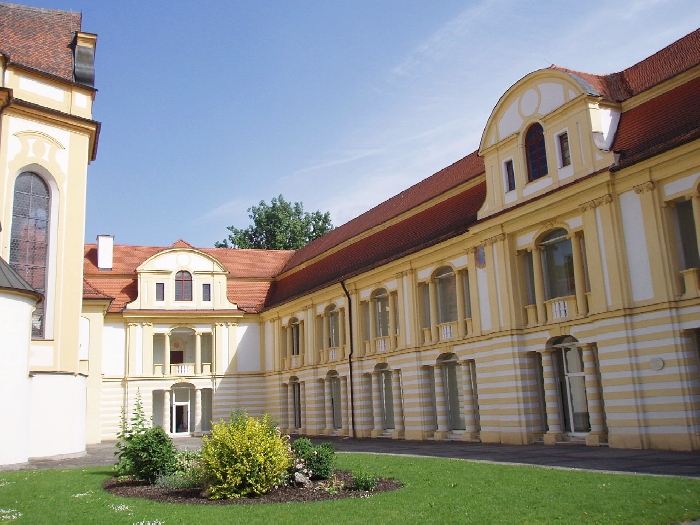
156;282;165;302
525;123;548;181
175;271;192;301
557;131;571;168
435;266;457;324
503;159;516;193
374;288;390;337
202;283;211;302
540;229;575;299
289;318;300;356
327;305;340;348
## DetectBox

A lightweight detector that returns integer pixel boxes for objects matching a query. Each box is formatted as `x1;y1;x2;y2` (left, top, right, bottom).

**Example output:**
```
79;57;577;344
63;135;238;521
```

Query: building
0;3;99;465
82;29;700;452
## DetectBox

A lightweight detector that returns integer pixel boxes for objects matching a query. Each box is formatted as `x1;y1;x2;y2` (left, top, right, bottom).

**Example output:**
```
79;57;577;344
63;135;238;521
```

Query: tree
215;195;334;250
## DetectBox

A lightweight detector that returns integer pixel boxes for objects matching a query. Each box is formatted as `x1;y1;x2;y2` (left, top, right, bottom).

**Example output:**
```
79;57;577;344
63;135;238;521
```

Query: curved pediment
137;248;228;274
480;69;589;154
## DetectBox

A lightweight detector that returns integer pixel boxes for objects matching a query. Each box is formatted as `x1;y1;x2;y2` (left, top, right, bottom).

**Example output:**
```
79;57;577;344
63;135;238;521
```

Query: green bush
201;412;291;499
155;449;208;489
352;469;377;492
290;438;336;480
305;442;335;480
125;427;178;483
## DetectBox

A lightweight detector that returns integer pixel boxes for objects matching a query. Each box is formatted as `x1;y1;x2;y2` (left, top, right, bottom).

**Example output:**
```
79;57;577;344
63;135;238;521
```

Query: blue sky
16;1;700;247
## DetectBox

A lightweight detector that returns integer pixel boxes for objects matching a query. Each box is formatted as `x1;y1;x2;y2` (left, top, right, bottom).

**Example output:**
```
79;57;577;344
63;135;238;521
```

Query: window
525;123;548;181
328;306;340;348
435;266;457;324
202;283;211;302
374;288;390;337
558;132;571;167
504;159;516;192
175;271;192;301
675;199;700;270
540;229;575;299
10;172;50;338
156;282;165;301
290;318;300;356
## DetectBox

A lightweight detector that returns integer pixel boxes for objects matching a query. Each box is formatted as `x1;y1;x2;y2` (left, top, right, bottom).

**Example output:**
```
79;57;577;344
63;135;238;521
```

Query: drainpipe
340;280;356;438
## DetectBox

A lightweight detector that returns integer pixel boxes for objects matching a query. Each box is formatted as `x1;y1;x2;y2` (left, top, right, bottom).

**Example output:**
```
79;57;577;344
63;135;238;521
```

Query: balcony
439;322;456;341
681;268;700;299
284;354;305;370
320;346;345;363
152;363;212;377
545;295;576;322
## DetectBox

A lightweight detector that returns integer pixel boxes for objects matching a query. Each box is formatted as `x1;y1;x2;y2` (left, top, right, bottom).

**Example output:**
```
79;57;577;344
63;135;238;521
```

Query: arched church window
175;270;192;301
10;172;50;338
525;123;548;181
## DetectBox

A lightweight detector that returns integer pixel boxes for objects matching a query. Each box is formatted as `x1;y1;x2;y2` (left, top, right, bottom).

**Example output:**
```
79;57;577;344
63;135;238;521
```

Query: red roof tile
552;28;700;102
84;277;137;312
0;3;81;82
612;75;700;169
267;181;487;307
280;151;484;274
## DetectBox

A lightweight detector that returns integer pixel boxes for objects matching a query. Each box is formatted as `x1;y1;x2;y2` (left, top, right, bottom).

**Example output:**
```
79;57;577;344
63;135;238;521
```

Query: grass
0;454;699;524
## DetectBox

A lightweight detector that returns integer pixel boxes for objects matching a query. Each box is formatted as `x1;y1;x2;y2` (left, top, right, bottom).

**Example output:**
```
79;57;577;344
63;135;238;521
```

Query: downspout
340;280;356;438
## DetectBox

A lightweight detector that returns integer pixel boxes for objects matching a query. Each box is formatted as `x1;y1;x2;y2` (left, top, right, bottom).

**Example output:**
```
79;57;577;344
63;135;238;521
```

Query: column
164;332;171;376
461;361;478;440
143;323;154;376
300;381;307;432
571;233;588;317
455;271;467;338
371;372;383;436
466;249;482;336
532;248;547;324
127;323;138;376
341;376;349;435
428;279;439;343
388;295;397;350
581;343;606;445
693;194;700;259
339;309;346;356
195;332;202;375
391;370;405;438
163;390;171;434
194;388;202;434
434;364;449;438
540;350;563;444
368;301;377;353
324;378;333;434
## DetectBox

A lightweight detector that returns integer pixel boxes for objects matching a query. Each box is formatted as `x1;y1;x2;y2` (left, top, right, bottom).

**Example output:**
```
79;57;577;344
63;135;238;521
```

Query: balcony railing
321;346;345;363
439;322;456;341
152;363;212;377
681;268;700;299
545;295;576;322
284;354;305;370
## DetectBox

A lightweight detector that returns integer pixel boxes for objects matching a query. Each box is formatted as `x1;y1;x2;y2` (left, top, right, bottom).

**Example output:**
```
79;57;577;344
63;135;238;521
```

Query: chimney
97;235;113;270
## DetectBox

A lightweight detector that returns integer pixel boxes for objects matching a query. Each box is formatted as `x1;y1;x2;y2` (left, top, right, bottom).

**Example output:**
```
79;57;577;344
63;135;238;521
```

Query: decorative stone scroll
579;194;612;212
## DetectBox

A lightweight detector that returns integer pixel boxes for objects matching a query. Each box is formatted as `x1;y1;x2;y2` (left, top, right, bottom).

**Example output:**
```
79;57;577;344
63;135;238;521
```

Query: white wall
0;292;35;465
236;322;261;372
102;323;126;376
28;373;86;458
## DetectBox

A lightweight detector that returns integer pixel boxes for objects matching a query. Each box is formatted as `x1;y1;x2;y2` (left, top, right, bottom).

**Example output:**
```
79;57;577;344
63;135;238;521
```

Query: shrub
126;427;178;483
305;443;335;480
156;450;208;489
200;411;291;499
289;438;336;480
115;390;155;478
352;469;377;492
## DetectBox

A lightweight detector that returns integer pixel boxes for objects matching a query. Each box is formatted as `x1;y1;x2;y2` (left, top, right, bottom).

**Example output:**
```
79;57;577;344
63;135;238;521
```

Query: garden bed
103;470;401;505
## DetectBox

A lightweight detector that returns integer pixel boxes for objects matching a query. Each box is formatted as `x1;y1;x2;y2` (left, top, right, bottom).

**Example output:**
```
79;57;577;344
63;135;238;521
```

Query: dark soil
103;471;401;505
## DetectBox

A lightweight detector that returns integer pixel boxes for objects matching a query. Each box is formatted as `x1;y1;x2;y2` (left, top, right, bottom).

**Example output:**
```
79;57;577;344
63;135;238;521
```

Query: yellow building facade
83;28;700;452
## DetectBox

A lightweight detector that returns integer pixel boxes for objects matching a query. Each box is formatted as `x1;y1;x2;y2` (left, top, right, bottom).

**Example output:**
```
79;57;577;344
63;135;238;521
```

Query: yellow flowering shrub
201;411;291;499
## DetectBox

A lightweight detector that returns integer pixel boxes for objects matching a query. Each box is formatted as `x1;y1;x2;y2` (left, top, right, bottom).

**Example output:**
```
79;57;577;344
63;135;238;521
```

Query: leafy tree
215;195;333;250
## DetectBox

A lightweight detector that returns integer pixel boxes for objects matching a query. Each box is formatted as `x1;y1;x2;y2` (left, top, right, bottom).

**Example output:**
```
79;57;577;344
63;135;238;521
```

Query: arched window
10;172;50;338
540;229;574;299
374;288;390;337
435;266;457;324
525;123;548;181
175;271;192;301
289;318;300;356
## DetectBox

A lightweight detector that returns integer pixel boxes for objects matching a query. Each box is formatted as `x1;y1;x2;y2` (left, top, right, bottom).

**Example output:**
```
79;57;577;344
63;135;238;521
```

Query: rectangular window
504;159;516;192
558;132;571;167
675;199;700;270
156;282;165;301
202;283;211;301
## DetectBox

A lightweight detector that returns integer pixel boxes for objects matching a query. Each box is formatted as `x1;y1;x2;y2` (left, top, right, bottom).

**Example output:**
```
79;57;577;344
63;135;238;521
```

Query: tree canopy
215;195;334;250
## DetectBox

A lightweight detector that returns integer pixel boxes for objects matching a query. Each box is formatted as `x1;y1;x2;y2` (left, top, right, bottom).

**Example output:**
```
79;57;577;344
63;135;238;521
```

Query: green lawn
1;454;699;524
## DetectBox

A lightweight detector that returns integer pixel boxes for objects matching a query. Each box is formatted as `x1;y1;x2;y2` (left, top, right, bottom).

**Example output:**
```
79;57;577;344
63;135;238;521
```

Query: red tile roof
267;181;487;307
280;151;485;274
612;74;700;169
0;3;81;82
83;244;294;313
552;28;700;102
